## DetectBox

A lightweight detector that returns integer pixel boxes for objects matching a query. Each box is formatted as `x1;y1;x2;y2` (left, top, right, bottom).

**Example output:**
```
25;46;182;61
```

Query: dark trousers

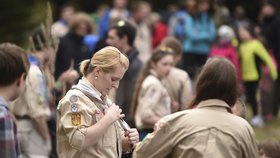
182;53;208;80
273;69;280;117
244;81;259;116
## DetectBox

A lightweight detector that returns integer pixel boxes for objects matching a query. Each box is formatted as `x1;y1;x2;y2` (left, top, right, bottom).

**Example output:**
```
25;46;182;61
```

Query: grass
246;106;280;141
253;118;280;141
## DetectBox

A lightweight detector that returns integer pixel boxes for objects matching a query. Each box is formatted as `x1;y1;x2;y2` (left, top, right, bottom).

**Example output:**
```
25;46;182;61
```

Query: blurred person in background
106;20;143;127
99;0;130;38
51;4;75;38
131;49;173;140
150;12;168;49
209;25;241;82
159;36;193;111
232;98;246;119
258;138;280;158
211;0;231;27
230;5;251;32
0;43;29;158
129;1;152;63
10;47;51;158
168;0;197;42
133;57;259;158
238;25;278;127
179;0;216;80
259;0;280;120
54;12;93;82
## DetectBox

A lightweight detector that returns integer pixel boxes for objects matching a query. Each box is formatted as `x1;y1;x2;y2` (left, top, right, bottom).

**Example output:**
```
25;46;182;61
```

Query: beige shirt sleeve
25;65;51;119
180;74;193;110
57;95;93;151
133;115;175;158
136;84;162;122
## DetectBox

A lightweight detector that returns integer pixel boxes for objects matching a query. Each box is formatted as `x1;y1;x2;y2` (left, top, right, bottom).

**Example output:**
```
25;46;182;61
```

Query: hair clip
158;46;175;54
117;20;125;27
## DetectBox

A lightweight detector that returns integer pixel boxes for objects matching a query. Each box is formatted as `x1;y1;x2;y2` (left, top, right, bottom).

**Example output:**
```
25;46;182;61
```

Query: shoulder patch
71;104;78;113
69;95;78;103
71;113;81;126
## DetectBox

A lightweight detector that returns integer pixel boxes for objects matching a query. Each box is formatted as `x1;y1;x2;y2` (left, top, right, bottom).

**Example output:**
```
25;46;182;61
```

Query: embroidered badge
71;113;81;126
71;104;78;113
69;95;78;103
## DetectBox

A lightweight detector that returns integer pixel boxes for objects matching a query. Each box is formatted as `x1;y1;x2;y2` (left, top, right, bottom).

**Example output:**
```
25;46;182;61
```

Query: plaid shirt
0;97;21;158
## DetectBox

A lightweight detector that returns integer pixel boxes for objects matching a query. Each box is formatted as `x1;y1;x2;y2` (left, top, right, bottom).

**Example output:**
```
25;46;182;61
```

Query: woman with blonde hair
57;46;139;158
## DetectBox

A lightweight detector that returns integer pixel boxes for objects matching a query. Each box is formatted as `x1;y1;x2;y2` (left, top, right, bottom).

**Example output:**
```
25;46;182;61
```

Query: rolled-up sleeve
57;96;93;151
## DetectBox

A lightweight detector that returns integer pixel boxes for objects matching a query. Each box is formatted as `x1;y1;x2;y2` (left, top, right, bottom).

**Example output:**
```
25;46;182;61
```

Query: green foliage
0;0;47;48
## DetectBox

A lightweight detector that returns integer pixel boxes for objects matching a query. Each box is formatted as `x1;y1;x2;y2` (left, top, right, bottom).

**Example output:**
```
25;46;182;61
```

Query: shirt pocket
93;111;114;147
102;125;115;147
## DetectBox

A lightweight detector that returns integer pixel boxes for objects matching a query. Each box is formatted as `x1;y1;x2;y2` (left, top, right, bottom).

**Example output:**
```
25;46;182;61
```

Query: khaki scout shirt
133;99;259;158
57;79;123;158
162;67;193;110
135;74;171;130
10;65;51;119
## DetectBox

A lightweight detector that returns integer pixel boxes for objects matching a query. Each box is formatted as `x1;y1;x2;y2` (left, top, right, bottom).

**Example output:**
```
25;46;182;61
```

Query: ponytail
79;59;90;76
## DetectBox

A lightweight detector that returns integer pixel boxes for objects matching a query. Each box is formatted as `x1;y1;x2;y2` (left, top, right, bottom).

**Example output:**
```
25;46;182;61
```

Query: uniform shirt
0;97;21;158
133;99;259;158
162;67;193;110
135;72;171;130
10;64;51;119
239;39;277;81
57;78;123;158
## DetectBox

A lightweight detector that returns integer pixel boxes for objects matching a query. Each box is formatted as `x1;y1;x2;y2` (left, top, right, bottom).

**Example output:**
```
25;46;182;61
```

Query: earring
95;76;98;80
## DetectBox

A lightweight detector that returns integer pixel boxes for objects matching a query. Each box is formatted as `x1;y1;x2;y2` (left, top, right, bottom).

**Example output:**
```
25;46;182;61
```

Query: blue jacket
183;12;216;55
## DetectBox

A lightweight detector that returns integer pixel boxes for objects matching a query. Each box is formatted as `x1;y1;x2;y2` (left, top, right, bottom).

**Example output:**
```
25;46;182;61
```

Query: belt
15;115;31;120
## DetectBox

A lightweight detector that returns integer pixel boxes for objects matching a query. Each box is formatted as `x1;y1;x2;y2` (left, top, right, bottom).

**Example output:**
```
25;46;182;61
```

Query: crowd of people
1;0;280;157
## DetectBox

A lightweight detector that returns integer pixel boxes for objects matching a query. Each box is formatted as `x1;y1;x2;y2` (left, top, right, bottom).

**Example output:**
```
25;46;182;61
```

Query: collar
126;47;139;62
150;69;160;79
82;77;106;102
196;99;232;113
0;96;9;110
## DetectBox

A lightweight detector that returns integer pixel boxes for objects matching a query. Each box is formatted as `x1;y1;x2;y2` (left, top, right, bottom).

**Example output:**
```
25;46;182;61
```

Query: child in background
238;25;278;127
209;25;241;80
0;43;30;158
232;98;246;119
258;139;280;158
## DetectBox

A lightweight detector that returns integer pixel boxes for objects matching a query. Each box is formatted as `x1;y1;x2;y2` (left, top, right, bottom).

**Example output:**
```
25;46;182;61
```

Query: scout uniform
57;78;123;158
133;99;259;158
10;59;51;158
161;67;193;110
135;71;171;131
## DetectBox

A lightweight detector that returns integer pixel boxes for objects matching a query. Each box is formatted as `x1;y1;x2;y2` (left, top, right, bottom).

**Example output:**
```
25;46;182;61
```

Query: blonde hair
80;46;129;76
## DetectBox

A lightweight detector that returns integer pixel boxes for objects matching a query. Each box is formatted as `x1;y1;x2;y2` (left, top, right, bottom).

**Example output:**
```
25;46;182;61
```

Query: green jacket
239;39;277;81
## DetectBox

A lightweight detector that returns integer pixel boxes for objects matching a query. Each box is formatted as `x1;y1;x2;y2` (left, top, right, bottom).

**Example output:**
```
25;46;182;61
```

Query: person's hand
171;100;180;113
125;128;139;146
59;70;79;84
154;119;167;131
105;103;125;122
